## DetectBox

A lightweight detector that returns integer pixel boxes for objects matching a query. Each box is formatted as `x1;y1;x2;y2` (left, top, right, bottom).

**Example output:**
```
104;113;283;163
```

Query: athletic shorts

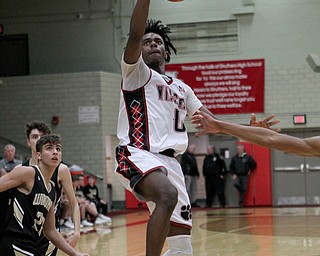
115;145;192;229
0;236;42;256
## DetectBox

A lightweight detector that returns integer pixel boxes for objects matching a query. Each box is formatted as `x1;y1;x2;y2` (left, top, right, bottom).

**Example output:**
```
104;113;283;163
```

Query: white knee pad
162;235;193;255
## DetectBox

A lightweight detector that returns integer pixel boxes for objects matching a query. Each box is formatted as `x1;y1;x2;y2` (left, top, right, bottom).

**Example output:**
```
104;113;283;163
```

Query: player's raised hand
192;111;222;136
250;113;281;132
66;233;80;248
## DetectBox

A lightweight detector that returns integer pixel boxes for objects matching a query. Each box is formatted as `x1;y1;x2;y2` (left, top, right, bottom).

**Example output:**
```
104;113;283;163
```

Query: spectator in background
78;174;85;190
83;175;112;224
180;143;200;207
0;143;22;245
230;144;257;207
203;145;226;208
0;144;22;174
72;175;108;226
58;191;74;229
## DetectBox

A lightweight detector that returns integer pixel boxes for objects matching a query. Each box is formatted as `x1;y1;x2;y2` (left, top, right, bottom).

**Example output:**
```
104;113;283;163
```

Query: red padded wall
240;142;272;206
125;189;147;209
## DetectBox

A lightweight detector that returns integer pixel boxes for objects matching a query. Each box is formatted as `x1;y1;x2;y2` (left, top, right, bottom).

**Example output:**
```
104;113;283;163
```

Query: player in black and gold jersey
0;134;89;256
22;120;81;255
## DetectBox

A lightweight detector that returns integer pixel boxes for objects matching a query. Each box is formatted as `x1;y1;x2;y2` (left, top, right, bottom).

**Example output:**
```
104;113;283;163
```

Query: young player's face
27;129;44;153
79;176;85;186
142;32;167;67
38;143;62;168
88;177;95;186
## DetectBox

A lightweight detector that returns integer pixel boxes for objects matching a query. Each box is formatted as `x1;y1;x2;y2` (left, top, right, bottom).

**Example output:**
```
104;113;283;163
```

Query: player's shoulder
171;77;193;92
58;163;71;175
15;165;34;172
12;165;36;179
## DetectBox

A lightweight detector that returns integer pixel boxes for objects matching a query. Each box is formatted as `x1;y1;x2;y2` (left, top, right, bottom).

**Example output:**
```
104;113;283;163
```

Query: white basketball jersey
117;55;202;155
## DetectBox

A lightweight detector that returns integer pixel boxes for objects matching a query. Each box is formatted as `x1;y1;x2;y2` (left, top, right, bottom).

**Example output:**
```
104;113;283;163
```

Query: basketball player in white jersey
115;1;279;255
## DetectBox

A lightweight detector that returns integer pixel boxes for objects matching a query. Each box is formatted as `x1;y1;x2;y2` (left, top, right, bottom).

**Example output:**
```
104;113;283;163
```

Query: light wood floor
58;206;320;256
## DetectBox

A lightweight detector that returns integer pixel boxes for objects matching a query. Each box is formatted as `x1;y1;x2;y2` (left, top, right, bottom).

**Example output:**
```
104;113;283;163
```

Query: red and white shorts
115;145;192;229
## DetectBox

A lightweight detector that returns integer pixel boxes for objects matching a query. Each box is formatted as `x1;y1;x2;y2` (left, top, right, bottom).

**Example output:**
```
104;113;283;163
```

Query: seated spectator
72;175;108;226
58;191;74;229
69;164;84;176
83;175;112;224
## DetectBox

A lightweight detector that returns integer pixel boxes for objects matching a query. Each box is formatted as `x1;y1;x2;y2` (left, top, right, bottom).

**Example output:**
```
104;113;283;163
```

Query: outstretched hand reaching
192;111;281;137
249;113;281;132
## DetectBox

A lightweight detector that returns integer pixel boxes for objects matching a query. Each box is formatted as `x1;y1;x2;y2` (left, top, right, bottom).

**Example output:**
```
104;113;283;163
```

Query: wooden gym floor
58;206;320;256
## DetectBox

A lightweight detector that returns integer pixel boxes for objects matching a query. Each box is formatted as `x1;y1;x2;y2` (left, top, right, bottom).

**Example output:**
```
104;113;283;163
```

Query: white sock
162;235;193;255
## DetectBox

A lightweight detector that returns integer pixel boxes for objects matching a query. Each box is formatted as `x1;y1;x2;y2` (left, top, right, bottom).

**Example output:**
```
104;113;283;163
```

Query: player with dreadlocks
144;19;177;63
115;1;278;255
115;1;204;255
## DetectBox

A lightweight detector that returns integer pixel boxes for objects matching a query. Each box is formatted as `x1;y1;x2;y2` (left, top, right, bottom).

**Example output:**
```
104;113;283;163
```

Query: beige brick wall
0;71;121;202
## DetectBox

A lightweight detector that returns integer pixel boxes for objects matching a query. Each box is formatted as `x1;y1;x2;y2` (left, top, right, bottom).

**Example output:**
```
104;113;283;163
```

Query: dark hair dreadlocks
145;19;177;63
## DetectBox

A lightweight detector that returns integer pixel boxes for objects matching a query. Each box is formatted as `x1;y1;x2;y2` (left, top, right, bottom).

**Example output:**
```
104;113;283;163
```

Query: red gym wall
125;189;147;209
241;142;272;206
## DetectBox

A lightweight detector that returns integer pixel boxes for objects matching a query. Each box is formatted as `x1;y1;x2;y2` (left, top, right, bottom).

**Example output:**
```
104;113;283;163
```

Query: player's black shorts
0;236;43;256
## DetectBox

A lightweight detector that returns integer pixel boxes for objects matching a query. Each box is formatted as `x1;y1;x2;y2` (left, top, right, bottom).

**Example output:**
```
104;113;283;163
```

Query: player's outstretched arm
44;205;90;256
0;166;34;192
59;163;81;247
192;110;320;157
198;106;280;131
124;0;150;64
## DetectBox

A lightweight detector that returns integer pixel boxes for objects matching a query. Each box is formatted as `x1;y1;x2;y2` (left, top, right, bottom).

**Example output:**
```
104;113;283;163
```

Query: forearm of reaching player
59;164;81;246
44;206;82;255
197;106;230;136
198;106;219;119
129;0;149;40
45;228;79;255
198;106;279;130
0;166;32;192
67;203;81;247
124;0;150;64
205;118;320;157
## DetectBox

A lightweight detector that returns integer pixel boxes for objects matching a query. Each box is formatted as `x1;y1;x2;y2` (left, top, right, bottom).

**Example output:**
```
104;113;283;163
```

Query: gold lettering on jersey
156;85;186;110
33;211;46;236
33;193;52;211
